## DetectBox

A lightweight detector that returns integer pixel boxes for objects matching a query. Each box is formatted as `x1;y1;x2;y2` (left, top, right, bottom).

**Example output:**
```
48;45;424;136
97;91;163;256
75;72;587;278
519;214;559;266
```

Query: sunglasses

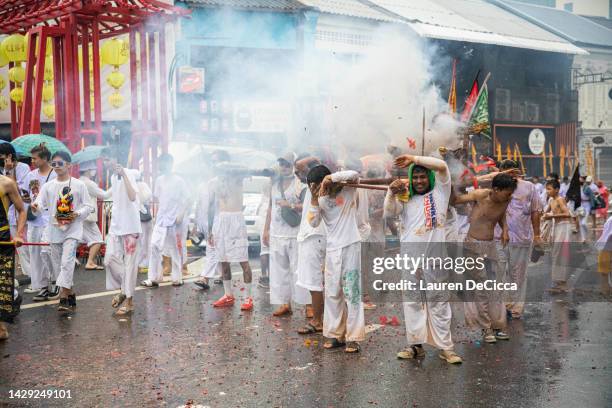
51;161;67;168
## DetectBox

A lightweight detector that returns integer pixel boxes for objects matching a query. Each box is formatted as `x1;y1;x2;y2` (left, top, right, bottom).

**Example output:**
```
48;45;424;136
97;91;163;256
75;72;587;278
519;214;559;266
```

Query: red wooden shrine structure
0;0;189;181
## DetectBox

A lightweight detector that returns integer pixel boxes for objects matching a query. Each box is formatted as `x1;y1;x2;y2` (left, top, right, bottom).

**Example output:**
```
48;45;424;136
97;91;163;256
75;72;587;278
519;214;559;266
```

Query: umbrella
0;139;25;156
11;134;70;158
72;145;108;164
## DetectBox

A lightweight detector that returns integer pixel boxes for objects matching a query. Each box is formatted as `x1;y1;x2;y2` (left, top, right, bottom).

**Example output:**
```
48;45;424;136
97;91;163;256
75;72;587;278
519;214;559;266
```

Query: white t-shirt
109;169;141;236
33;177;92;243
8;162;30;226
24;168;57;227
80;176;111;222
153;174;189;228
308;171;361;251
399;171;451;243
297;189;325;242
559;182;569;198
269;176;304;238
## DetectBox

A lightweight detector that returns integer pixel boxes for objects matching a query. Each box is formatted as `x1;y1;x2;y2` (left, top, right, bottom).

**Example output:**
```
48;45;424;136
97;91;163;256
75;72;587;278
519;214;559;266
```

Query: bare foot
273;304;292;316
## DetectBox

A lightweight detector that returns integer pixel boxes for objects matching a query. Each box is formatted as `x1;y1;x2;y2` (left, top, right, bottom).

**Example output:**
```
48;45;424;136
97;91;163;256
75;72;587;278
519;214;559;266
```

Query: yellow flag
506;144;512;160
548;143;554;174
496;143;502;162
514;143;525;174
559;145;565;178
513;145;518;161
542;149;547;178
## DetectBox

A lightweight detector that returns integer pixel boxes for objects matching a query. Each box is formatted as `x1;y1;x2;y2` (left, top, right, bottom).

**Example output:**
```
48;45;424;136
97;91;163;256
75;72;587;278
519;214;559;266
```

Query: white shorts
212;212;248;263
81;221;104;247
296;235;326;292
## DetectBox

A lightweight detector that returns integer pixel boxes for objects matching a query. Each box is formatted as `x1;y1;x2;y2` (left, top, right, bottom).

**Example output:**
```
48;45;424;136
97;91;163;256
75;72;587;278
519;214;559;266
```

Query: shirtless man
210;168;254;311
543;179;572;293
454;173;516;343
0;174;26;341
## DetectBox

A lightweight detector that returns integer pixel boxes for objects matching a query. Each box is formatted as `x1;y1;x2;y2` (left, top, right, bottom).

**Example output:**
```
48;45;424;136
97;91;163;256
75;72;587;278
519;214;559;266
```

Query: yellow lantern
101;38;129;67
25;34;52;57
8;65;25;84
0;75;5;90
10;87;23;105
0;46;8;68
43;103;55;119
108;91;124;108
1;34;26;62
43;55;54;81
0;95;7;111
42;83;54;102
106;70;125;89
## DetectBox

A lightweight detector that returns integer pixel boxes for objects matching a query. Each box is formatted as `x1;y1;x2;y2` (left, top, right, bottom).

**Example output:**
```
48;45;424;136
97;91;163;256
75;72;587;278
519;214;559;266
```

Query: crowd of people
0;142;610;363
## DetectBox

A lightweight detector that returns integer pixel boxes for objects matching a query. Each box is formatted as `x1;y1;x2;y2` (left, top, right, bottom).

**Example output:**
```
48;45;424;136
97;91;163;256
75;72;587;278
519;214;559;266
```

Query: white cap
586;175;593;183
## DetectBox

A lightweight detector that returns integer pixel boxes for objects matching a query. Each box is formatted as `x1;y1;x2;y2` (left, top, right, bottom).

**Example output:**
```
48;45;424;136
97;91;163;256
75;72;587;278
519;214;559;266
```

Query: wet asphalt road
0;252;610;408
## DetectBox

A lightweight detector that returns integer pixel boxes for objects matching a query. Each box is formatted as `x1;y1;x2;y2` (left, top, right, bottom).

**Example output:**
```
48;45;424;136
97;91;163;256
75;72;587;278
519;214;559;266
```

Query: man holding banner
0;171;27;340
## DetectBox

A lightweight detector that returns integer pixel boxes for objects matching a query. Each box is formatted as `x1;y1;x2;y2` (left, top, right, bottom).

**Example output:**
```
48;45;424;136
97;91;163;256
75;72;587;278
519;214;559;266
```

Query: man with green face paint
385;154;462;364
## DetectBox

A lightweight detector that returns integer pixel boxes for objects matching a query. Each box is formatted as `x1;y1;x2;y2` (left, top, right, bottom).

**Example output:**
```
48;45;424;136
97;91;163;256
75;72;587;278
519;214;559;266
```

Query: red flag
448;59;457;114
461;78;479;122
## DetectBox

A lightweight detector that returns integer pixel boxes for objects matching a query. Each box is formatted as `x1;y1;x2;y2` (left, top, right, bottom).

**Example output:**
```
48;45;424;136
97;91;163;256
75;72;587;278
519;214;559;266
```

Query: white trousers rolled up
50;239;78;290
324;242;365;343
28;225;52;290
105;234;140;298
269;236;309;305
148;225;182;283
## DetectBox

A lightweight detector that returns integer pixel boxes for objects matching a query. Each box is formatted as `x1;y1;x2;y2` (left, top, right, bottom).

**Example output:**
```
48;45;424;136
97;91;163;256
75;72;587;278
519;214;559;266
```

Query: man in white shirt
559;176;570;199
263;153;309;317
0;143;31;281
385;154;462;364
142;154;190;287
78;160;111;270
306;165;365;354
25;144;58;302
103;149;141;316
295;157;325;334
31;151;93;314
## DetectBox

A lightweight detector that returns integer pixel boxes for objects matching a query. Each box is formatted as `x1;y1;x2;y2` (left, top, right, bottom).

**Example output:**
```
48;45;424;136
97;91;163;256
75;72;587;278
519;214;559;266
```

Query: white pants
212;212;248;263
81;221;104;247
50;239;78;290
497;243;531;317
137;221;152;268
551;221;572;282
28;225;52;290
10;225;30;277
148;225;183;283
200;239;221;279
324;242;365;342
105;234;140;298
296;235;326;292
270;236;309;305
403;301;454;350
579;205;591;241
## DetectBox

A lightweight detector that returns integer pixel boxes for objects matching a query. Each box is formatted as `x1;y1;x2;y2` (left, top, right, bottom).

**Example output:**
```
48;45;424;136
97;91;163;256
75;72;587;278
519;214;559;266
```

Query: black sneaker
32;288;50;302
257;276;270;289
213;279;223;285
48;285;60;300
68;294;77;309
194;280;210;290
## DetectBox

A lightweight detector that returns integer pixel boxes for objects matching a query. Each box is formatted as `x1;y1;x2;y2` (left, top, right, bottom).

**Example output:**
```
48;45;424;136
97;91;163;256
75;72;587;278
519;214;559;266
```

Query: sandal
111;293;126;308
272;305;292;317
345;341;360;353
85;265;104;270
323;338;346;349
397;345;426;359
115;305;133;316
140;279;159;288
297;323;322;335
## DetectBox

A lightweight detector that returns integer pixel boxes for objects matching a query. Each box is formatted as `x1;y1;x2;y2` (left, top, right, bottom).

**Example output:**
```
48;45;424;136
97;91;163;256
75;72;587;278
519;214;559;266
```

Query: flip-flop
297;323;322;335
115;305;133;316
323;338;346;349
345;342;360;353
85;265;104;270
140;280;159;288
111;293;126;308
